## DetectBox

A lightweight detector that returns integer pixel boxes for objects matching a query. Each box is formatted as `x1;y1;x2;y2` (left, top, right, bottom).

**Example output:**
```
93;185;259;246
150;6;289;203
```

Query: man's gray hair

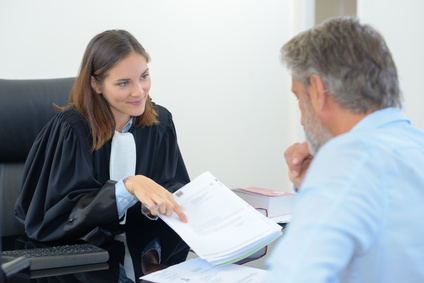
281;16;402;113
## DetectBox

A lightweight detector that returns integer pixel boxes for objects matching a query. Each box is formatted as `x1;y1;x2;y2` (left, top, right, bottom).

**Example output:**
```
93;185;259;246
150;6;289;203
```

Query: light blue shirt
266;108;424;283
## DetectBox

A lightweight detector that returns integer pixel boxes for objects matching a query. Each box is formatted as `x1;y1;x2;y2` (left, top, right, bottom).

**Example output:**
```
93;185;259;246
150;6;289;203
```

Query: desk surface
3;223;287;282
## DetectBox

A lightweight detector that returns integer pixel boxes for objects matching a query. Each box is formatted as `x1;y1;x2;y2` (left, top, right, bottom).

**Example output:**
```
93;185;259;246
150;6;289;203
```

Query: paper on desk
140;257;268;283
158;171;282;266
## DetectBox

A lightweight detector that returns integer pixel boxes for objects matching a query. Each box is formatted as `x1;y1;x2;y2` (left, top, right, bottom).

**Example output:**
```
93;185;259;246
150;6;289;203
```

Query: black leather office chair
1;224;4;282
0;78;74;249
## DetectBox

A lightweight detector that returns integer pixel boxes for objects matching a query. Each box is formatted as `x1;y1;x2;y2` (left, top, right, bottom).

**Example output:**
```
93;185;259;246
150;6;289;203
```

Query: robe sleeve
15;109;121;245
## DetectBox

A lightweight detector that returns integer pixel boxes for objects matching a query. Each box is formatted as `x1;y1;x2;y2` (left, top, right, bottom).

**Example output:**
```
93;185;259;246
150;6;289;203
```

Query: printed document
140;257;268;283
158;171;283;266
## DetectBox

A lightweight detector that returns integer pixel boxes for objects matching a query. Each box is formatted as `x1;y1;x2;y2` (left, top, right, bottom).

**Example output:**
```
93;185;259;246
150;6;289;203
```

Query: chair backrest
0;78;75;239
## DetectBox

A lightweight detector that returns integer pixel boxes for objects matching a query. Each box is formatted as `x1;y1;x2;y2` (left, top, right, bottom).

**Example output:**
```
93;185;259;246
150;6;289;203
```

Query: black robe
14;103;190;277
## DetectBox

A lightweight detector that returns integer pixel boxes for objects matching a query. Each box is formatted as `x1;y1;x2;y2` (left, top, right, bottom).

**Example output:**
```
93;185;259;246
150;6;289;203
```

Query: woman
15;30;190;279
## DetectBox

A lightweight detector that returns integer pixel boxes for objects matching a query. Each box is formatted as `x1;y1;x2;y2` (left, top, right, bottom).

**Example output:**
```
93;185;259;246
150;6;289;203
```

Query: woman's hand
124;175;187;222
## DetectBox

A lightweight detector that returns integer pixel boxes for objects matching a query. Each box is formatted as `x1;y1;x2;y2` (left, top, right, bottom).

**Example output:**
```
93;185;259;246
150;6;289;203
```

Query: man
266;17;424;282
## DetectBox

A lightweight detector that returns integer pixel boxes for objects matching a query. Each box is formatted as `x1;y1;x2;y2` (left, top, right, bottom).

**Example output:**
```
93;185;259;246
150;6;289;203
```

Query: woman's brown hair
55;29;158;151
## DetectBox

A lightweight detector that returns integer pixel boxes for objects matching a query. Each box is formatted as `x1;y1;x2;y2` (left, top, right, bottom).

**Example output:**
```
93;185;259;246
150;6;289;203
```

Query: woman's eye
141;74;149;80
118;81;128;87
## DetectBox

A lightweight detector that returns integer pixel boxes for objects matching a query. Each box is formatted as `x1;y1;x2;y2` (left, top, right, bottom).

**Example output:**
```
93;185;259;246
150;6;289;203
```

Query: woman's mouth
128;99;143;106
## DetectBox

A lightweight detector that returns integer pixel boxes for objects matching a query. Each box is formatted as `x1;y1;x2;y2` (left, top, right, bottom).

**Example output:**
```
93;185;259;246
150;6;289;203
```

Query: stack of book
232;187;296;223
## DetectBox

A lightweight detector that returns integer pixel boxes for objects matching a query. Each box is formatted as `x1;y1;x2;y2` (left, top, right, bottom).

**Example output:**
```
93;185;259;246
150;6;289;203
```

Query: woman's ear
90;76;102;94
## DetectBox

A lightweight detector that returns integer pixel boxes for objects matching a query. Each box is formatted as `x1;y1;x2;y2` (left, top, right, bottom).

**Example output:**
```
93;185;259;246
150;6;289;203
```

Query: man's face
291;78;332;155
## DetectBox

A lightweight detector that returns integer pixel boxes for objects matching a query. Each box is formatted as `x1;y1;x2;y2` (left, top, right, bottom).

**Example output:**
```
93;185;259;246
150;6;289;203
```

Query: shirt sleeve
115;178;138;219
266;138;386;283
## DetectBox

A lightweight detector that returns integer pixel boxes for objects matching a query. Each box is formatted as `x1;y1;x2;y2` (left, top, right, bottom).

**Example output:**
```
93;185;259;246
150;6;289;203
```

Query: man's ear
309;74;327;111
90;76;102;94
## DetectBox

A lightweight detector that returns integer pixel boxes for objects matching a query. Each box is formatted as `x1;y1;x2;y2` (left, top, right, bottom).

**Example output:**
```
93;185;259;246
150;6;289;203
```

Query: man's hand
124;175;187;223
284;142;314;189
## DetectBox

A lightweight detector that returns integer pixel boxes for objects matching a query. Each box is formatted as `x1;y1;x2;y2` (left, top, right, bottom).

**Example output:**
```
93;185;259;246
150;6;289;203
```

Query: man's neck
326;100;371;137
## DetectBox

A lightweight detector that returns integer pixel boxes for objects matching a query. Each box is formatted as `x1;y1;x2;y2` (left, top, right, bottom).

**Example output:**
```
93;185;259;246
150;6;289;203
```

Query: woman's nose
133;82;145;97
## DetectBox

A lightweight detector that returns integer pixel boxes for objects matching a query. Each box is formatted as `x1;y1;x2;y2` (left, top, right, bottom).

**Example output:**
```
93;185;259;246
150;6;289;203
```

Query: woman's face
92;51;151;131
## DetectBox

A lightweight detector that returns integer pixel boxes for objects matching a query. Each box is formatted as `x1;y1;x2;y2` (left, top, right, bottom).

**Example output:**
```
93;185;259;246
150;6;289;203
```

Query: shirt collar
350;107;410;133
122;117;133;133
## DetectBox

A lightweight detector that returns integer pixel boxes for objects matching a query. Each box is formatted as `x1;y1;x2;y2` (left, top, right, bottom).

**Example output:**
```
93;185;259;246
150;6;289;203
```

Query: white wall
357;0;424;130
1;0;421;198
0;0;296;192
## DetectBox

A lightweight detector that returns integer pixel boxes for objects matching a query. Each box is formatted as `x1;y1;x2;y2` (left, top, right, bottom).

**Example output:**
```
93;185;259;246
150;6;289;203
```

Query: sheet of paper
140;257;268;283
158;171;282;266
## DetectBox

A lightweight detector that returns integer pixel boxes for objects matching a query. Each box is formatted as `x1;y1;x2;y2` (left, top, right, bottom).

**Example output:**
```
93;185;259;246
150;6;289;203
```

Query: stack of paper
158;171;283;266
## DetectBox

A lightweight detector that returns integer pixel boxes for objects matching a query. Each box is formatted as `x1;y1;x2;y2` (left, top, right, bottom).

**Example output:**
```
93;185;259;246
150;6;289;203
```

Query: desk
3;223;287;282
